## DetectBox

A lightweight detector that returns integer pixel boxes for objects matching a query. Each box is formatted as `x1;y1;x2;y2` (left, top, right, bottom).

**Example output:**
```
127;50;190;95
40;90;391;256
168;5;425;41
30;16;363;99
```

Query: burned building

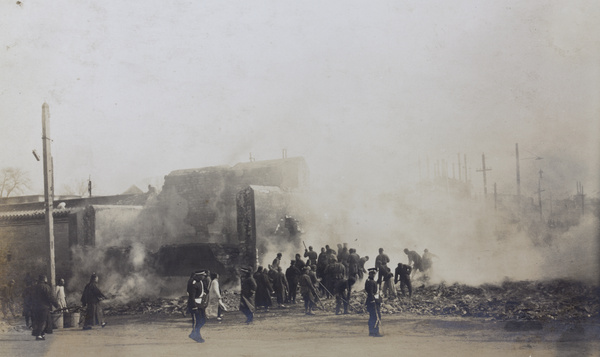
0;157;309;299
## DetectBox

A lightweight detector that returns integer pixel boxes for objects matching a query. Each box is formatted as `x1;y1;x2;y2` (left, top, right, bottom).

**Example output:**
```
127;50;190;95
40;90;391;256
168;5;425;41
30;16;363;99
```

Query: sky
1;1;599;290
1;0;599;200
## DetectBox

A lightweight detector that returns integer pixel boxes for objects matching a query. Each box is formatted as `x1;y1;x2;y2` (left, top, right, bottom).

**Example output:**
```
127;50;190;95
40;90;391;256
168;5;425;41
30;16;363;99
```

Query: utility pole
515;143;521;207
42;103;56;291
476;153;492;198
464;154;467;183
577;181;585;215
494;183;497;211
537;169;545;220
457;153;462;181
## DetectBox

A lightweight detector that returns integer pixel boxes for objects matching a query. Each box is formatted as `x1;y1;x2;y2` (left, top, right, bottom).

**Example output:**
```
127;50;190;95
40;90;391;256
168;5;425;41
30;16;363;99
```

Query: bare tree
0;167;32;197
59;179;89;197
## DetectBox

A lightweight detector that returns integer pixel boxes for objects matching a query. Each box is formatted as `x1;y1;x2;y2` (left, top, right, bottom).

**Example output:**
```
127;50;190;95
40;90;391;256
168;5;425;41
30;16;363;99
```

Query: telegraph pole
42;103;56;291
515;143;521;207
476;153;492;197
537;169;545;220
577;181;585;215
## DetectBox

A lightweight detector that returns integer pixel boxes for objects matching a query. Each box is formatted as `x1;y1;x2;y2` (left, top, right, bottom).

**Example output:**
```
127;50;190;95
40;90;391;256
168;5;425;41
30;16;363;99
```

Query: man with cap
187;270;208;342
31;274;58;340
285;260;301;304
304;246;318;267
365;268;382;337
299;266;318;315
239;267;257;324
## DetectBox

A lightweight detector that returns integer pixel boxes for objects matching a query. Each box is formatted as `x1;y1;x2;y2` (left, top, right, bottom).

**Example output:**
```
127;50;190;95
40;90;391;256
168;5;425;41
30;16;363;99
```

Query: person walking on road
365;268;383;337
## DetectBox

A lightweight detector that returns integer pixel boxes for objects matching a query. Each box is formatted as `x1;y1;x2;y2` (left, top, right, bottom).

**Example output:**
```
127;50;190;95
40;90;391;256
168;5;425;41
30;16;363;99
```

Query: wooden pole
42;103;56;291
516;143;521;207
476;153;492;198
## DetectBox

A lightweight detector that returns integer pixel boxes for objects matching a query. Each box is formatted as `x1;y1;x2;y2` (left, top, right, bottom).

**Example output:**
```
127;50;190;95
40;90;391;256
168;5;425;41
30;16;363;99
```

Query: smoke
292;182;599;287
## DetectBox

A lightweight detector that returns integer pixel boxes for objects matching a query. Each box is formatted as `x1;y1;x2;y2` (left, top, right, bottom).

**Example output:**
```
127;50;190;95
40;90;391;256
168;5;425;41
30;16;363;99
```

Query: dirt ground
1;304;599;357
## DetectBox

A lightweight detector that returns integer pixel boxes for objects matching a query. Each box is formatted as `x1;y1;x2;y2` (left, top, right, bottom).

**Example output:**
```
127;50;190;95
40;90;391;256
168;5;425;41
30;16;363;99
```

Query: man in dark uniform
31;274;58;341
334;277;356;315
272;266;289;308
304;246;318;267
316;247;328;279
299;267;318;315
394;263;413;297
239;267;257;324
324;256;346;300
347;248;361;280
187;271;208;343
294;253;306;271
285;260;300;304
365;268;382;337
404;248;423;277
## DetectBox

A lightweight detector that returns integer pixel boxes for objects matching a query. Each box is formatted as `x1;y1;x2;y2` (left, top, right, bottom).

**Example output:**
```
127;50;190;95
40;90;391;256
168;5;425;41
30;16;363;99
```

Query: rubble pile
103;290;240;316
99;279;599;321
346;279;600;321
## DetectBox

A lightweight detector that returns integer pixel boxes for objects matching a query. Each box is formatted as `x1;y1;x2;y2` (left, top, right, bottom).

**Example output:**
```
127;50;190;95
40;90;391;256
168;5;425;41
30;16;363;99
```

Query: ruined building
0;157;309;296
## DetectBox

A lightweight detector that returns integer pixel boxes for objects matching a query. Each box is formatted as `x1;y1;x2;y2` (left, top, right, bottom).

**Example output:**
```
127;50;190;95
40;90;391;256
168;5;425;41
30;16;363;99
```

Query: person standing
375;248;390;272
206;272;225;321
55;278;67;311
22;277;34;329
334;277;355;315
394;263;413;297
365;268;382;337
422;249;438;273
272;266;289;308
272;253;283;270
31;275;58;341
1;279;17;319
347;248;361;280
304;246;318;266
186;271;207;342
254;266;273;312
299;267;318;315
80;273;107;330
239;267;256;324
285;260;300;304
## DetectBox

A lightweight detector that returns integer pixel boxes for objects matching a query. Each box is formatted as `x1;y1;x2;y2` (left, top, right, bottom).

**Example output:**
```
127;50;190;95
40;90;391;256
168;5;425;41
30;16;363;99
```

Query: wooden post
476;153;492;198
42;103;56;291
516;143;521;207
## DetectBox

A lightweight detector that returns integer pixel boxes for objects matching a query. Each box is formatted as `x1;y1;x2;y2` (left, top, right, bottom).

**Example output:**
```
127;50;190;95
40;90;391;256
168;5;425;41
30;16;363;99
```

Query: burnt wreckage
0;157;309;292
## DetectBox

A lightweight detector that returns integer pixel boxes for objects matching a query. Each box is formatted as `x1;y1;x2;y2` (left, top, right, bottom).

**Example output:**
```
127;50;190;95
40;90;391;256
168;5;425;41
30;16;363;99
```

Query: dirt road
1;305;599;357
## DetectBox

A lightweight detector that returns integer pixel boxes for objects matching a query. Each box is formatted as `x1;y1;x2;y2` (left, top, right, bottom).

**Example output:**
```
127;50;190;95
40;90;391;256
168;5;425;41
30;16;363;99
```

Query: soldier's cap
240;267;252;273
303;266;311;271
38;274;47;282
194;270;208;276
290;260;295;264
368;268;378;274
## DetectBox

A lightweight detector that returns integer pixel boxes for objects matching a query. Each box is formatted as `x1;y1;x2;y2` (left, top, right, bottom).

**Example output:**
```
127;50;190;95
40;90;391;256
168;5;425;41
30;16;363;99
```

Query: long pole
42;103;56;291
516;143;521;208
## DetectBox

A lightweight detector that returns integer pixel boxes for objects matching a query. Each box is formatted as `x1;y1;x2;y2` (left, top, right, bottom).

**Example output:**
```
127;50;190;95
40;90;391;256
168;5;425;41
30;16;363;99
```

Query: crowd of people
1;244;437;343
184;243;438;342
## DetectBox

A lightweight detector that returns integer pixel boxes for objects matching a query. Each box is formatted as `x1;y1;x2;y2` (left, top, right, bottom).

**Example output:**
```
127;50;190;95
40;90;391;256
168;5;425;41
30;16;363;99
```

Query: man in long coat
31;275;58;340
239;267;257;324
81;273;107;330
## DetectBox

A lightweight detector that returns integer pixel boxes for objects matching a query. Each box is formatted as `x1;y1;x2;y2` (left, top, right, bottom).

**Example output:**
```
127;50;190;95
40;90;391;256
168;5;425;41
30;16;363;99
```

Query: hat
240;267;252;274
38;274;47;282
303;266;310;272
368;268;377;275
